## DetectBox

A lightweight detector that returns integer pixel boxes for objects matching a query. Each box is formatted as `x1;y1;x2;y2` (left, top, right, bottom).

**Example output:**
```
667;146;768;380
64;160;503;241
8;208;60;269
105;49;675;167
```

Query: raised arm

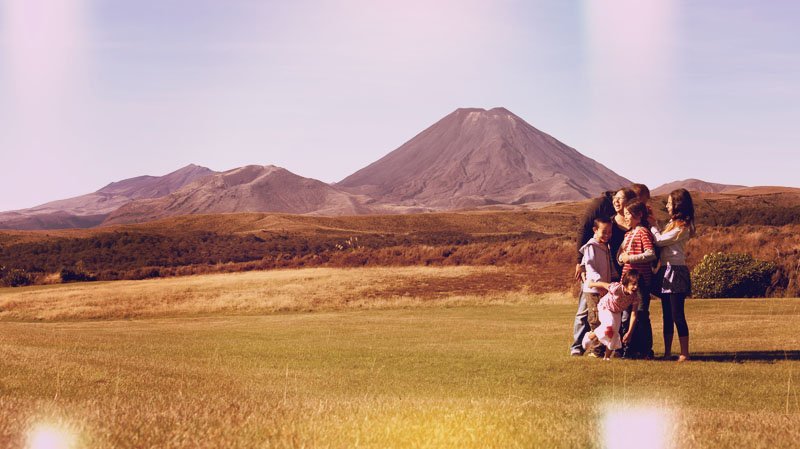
650;224;689;248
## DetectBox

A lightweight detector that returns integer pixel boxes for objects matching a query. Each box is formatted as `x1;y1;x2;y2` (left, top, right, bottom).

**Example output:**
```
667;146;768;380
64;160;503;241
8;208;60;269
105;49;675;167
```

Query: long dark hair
625;200;650;228
665;188;695;233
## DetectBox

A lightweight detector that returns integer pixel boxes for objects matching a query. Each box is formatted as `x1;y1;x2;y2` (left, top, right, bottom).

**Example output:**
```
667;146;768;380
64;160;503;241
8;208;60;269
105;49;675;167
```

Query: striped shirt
619;226;656;284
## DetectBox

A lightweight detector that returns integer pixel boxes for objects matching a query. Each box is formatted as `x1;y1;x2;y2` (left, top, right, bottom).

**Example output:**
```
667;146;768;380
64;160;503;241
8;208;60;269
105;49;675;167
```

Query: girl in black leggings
650;189;695;362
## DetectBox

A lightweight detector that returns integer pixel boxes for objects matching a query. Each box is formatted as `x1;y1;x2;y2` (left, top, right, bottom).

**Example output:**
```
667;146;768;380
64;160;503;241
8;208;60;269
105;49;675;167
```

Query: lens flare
602;404;674;449
26;423;77;449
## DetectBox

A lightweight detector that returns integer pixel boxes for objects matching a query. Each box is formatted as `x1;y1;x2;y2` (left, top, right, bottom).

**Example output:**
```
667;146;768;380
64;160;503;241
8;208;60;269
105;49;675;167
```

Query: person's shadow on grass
677;350;800;363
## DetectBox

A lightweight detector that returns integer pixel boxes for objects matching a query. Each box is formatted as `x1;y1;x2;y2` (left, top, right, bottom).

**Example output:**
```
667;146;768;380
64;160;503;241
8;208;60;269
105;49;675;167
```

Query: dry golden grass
0;266;571;321
1;294;799;449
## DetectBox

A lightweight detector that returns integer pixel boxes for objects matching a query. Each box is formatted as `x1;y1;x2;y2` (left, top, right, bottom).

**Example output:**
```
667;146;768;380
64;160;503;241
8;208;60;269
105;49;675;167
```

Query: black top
608;216;627;280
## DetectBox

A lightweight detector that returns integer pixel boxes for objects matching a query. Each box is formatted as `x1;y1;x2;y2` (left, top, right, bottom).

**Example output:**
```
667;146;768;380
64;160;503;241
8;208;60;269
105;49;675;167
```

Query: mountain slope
103;165;370;225
96;164;216;200
652;179;746;196
0;165;215;230
338;107;631;207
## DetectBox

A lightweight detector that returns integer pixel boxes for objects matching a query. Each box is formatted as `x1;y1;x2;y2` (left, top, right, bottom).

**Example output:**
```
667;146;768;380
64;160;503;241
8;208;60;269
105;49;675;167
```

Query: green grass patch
1;299;799;448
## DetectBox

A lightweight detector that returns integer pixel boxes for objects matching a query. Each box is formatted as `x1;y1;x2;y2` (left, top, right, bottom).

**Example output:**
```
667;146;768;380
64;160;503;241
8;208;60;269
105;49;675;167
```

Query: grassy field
1;267;799;448
0;266;559;321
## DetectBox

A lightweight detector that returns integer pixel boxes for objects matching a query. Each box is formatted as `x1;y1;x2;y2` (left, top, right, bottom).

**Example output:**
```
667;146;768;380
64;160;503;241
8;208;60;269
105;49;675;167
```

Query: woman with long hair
569;187;636;356
651;188;696;362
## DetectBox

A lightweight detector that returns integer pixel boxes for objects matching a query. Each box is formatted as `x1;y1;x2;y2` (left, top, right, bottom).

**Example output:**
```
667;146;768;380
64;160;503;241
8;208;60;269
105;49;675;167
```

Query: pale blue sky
1;0;798;211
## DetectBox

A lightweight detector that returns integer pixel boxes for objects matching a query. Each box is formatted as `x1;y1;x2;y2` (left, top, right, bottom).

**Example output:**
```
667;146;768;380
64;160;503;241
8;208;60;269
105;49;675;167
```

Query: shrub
771;250;800;298
692;252;778;298
127;267;162;280
0;267;36;287
60;267;97;283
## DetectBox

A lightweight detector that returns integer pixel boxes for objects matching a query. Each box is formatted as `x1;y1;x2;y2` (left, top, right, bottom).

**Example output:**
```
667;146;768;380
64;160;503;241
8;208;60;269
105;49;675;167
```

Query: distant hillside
723;186;800;196
1;190;798;296
103;165;371;225
652;178;745;196
338;107;631;207
0;164;215;230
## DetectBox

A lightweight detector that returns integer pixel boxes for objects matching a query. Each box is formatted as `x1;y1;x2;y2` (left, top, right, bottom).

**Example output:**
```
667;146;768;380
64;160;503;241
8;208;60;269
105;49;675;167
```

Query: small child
578;217;616;356
582;270;641;360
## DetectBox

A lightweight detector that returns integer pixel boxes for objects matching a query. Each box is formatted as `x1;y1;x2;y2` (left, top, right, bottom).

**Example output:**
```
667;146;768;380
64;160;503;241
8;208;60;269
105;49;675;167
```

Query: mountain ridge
102;165;372;225
337;107;631;206
0;165;216;230
0;107;731;229
652;178;746;196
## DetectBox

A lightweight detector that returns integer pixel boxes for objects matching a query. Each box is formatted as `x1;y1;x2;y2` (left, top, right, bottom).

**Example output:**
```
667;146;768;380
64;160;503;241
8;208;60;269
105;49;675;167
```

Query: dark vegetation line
698;204;800;227
0;194;798;295
0;229;558;281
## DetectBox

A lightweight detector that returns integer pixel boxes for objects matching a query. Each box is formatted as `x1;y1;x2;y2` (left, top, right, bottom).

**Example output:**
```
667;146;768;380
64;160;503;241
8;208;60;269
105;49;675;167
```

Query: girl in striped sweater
617;201;657;359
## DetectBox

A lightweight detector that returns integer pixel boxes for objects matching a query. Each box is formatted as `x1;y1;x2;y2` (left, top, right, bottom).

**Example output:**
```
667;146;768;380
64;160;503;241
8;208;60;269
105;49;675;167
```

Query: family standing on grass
570;184;696;362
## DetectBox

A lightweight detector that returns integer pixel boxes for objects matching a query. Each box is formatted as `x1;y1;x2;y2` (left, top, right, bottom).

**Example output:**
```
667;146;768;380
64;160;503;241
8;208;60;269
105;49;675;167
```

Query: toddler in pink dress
582;270;641;360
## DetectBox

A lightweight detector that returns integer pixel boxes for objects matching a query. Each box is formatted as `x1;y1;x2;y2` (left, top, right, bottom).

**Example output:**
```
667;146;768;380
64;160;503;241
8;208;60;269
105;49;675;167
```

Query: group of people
570;184;696;362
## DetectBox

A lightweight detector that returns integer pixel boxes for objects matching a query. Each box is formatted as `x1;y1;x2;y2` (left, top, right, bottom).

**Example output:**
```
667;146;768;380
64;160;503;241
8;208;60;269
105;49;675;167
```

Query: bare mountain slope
96;164;216;200
338;107;631;207
652;178;746;196
0;164;215;230
103;165;370;225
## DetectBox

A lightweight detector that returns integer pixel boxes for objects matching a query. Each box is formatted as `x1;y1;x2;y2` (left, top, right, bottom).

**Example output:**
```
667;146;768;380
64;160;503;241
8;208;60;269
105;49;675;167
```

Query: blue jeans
570;294;590;354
